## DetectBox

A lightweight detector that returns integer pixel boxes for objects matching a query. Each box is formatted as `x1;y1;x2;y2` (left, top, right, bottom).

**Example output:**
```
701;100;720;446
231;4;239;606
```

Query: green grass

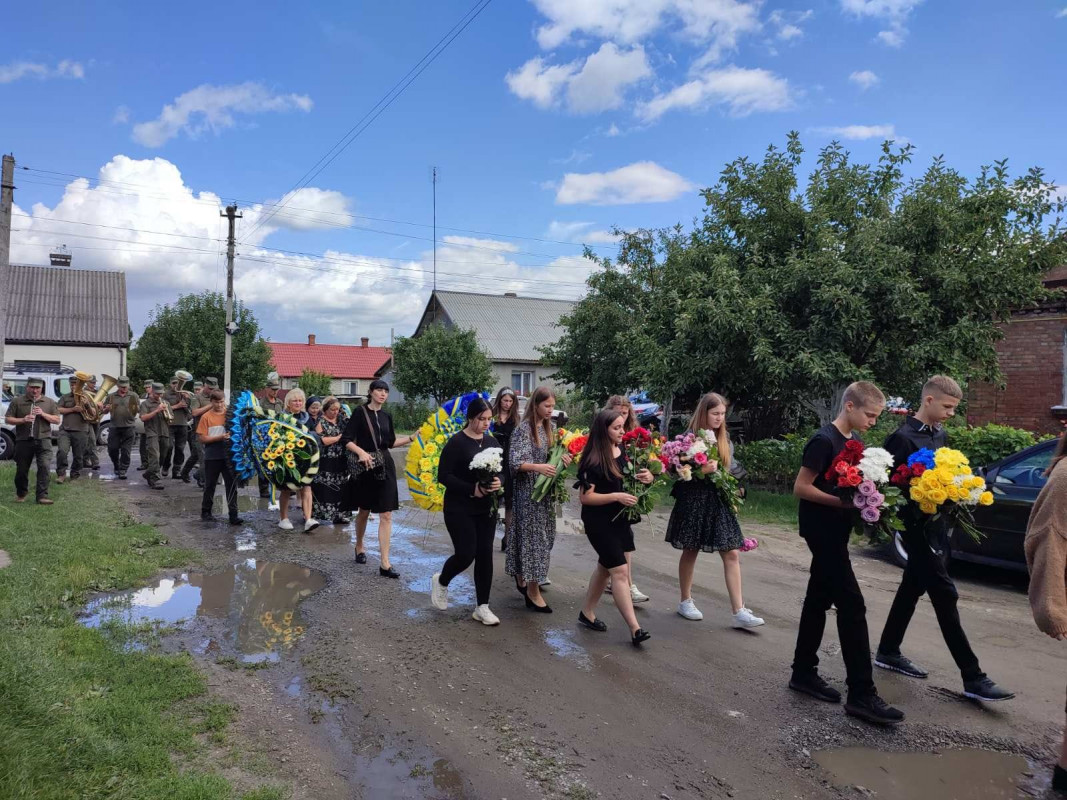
0;464;278;799
647;480;798;528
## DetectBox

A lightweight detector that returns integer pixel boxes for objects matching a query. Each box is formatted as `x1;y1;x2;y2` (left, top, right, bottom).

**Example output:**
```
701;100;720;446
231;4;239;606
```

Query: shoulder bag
346;405;386;480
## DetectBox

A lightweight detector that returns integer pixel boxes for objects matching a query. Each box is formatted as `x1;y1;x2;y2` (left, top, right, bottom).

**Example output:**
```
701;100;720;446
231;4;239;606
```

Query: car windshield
995;446;1054;489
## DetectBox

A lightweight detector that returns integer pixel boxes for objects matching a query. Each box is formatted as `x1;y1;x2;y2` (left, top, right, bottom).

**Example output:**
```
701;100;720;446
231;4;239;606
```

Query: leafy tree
548;134;1066;436
392;324;493;405
129;292;273;392
298;368;333;398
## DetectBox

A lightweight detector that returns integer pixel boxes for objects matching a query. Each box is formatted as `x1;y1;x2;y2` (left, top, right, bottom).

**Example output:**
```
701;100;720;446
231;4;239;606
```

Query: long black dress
340;406;399;514
492;417;516;511
312;416;349;522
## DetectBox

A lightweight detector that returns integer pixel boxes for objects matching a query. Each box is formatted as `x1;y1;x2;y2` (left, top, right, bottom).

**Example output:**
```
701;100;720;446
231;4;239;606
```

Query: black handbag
346;406;386;480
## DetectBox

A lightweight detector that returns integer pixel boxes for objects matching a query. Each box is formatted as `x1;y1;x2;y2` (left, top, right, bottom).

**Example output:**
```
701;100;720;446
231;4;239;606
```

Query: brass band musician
5;378;59;504
106;376;140;479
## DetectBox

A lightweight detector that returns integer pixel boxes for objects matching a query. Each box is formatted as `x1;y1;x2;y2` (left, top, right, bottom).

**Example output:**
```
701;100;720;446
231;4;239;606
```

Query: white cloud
555;161;694;205
506;43;650;113
813;123;896;140
1057;7;1067;17
8;156;595;342
637;66;792;121
264;188;353;232
546;220;620;244
112;106;131;124
552;149;592;165
130;82;313;147
840;0;923;47
768;9;813;41
606;123;621;136
0;59;85;83
849;70;880;90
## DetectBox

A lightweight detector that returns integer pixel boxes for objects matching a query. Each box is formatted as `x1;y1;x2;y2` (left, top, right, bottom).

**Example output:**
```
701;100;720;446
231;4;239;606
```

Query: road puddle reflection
81;560;326;662
814;746;1032;799
352;747;467;799
543;629;591;671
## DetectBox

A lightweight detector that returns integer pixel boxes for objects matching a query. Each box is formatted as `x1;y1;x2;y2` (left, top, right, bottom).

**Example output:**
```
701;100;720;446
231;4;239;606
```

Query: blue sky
6;0;1066;346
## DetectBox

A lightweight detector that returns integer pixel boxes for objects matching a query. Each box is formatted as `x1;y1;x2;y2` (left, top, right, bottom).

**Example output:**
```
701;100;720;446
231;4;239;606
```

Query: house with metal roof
412;290;576;396
3;263;130;382
267;334;392;400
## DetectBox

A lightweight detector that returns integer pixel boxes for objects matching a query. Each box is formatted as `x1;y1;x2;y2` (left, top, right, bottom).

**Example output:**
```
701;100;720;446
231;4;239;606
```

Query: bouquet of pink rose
824;440;907;543
659;430;745;516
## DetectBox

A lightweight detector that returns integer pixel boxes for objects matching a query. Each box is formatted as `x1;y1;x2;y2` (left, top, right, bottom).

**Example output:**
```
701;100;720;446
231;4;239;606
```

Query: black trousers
163;425;188;475
107;427;135;475
792;530;875;697
440;511;497;606
182;431;202;480
201;458;239;519
14;439;52;500
878;525;982;680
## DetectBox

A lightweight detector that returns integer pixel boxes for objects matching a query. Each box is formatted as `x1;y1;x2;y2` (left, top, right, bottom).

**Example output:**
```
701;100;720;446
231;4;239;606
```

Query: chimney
360;337;369;348
50;245;72;267
308;334;316;346
504;292;517;298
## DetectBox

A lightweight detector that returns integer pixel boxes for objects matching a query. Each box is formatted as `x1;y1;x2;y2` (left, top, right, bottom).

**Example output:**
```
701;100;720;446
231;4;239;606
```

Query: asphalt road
91;450;1065;800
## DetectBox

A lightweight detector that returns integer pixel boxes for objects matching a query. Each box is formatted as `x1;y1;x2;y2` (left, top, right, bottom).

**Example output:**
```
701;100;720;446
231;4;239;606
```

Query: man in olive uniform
56;382;92;483
140;382;171;490
259;378;285;498
83;375;102;471
138;379;152;470
106;376;140;480
161;376;191;478
181;379;212;487
5;378;60;504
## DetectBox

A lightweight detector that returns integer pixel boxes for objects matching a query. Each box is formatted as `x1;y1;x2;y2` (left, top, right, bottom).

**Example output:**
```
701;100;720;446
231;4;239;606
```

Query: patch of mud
543;628;592;671
81;560;326;662
351;746;467;799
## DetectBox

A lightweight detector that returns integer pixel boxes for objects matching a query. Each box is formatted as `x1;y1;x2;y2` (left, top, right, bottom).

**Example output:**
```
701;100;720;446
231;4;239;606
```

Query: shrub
949;423;1051;467
384;398;433;432
735;434;808;491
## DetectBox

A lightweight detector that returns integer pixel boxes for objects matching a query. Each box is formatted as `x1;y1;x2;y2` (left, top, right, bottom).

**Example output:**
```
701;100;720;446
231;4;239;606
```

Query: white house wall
5;343;126;381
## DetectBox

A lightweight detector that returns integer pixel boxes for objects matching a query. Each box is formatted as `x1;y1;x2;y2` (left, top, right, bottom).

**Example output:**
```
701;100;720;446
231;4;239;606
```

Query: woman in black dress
666;392;764;628
602;395;650;605
576;409;653;646
492;387;519;551
312;397;350;525
341;379;417;578
430;397;503;625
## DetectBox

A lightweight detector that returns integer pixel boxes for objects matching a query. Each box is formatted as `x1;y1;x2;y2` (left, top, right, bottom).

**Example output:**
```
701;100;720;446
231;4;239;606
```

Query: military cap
193;381;204;389
204;376;220;388
26;377;45;388
117;376;131;387
151;381;165;392
265;378;281;389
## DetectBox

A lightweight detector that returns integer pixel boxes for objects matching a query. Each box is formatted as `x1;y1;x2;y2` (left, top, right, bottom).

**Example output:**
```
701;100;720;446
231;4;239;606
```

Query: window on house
346;381;360;396
511;371;533;397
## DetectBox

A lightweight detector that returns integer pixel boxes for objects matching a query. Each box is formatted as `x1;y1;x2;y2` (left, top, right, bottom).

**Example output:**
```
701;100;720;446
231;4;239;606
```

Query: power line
240;0;494;245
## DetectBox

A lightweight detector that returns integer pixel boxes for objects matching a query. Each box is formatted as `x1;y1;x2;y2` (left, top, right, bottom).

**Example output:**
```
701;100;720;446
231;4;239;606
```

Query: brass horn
92;374;118;406
73;370;100;423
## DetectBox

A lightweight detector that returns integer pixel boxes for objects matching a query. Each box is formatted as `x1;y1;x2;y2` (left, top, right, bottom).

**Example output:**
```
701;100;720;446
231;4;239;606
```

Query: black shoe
500;536;508;552
355;551;368;564
962;676;1015;702
844;693;905;726
379;566;400;579
117;473;127;480
201;512;214;521
229;516;243;526
524;595;552;613
874;651;929;679
1053;764;1067;792
149;482;164;491
92;464;101;471
196;481;205;489
578;611;607;632
631;628;651;646
181;474;192;484
515;578;528;597
137;466;147;472
788;672;842;703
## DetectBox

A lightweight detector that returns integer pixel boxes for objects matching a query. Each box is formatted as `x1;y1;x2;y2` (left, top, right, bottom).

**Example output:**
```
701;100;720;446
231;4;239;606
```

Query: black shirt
883;416;947;469
798;423;854;538
438;431;499;516
341;406;396;454
578;452;632;535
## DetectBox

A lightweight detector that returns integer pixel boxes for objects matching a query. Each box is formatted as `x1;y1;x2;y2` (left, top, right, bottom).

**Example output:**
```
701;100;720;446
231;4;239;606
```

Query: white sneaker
678;598;703;620
278;518;294;531
430;572;449;610
472;604;500;626
732;607;765;628
303;518;320;533
630;584;650;603
267;501;280;511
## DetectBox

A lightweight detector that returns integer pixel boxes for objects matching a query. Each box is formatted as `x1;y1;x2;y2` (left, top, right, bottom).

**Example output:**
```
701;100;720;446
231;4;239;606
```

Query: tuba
174;370;194;399
92;374;118;406
73;371;100;423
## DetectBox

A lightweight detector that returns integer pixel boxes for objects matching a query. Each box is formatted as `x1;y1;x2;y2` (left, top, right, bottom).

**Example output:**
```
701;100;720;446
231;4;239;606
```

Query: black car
889;438;1057;571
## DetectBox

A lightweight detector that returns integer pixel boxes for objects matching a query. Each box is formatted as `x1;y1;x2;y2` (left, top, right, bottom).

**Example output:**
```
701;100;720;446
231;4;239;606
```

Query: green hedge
735;421;1054;490
384;398;434;432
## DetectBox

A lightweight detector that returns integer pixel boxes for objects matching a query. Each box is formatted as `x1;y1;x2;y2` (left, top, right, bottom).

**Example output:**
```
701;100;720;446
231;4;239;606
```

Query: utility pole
0;154;14;375
221;203;242;403
432;166;437;322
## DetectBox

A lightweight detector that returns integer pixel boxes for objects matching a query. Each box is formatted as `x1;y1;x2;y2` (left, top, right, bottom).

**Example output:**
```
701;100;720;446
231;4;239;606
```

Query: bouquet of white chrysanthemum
470;447;505;517
857;446;895;484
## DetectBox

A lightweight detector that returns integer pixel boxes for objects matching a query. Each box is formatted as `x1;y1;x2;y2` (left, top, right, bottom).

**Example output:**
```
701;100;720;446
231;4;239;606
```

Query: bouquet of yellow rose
892;447;993;542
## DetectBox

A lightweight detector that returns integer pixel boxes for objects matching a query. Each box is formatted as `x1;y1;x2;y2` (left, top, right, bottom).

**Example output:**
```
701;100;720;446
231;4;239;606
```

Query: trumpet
160;397;174;422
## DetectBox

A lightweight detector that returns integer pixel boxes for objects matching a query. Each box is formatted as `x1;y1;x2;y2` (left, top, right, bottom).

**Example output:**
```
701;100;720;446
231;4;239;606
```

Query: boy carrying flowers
874;375;1013;703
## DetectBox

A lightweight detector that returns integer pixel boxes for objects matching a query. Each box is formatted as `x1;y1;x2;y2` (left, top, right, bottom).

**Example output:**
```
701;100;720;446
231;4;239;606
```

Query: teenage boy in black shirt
790;381;905;725
875;375;1014;702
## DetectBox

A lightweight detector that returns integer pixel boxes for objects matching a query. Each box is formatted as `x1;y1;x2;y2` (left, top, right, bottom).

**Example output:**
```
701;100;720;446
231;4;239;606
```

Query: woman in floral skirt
666;392;764;628
506;385;571;612
312;397;349;525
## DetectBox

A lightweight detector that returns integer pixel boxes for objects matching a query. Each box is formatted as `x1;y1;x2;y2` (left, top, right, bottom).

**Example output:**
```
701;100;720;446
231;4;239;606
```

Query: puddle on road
81;560;326;662
353;747;467;799
543;629;592;671
814;746;1032;800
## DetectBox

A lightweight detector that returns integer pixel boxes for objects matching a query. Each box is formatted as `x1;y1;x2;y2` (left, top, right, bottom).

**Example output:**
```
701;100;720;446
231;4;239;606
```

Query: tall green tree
547;134;1066;435
392;324;493;405
298;368;333;398
128;292;273;391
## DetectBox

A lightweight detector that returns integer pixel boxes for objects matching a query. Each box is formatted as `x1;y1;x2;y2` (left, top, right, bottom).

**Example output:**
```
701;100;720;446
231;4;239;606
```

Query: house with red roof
267;334;392;400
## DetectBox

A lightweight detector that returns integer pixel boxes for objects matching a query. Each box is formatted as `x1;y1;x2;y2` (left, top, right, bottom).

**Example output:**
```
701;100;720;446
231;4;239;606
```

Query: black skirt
664;479;744;552
342;449;399;514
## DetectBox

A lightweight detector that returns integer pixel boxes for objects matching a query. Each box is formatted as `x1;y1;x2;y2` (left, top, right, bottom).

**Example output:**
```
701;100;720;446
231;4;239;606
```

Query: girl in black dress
666;392;764;628
602;395;651;605
341;380;417;578
492;387;519;551
430;397;503;626
577;409;654;646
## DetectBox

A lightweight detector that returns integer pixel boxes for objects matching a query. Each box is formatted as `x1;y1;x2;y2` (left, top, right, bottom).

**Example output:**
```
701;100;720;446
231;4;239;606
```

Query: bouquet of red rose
532;428;586;505
823;439;905;543
614;427;661;522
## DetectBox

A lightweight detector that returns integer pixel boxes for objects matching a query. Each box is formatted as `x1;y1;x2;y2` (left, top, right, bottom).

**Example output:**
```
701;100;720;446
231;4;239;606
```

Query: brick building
968;268;1067;434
